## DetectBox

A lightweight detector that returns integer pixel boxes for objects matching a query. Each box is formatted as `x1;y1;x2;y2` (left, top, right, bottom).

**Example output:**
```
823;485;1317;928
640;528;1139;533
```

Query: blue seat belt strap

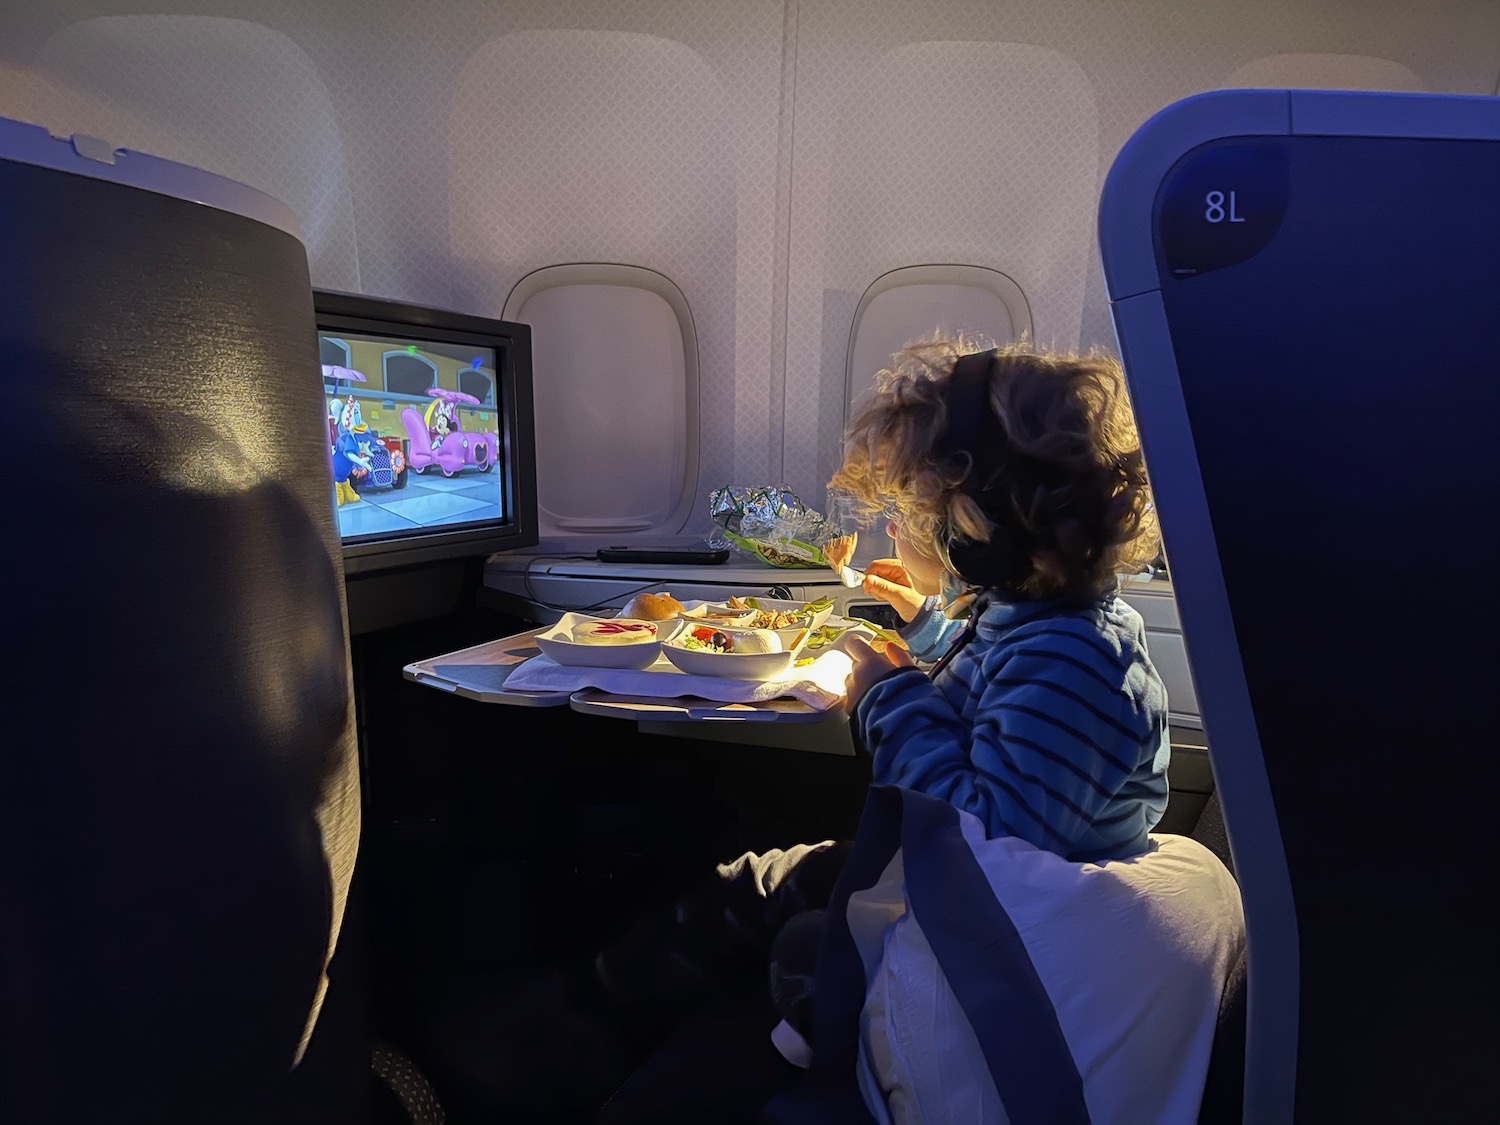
759;785;1090;1124
900;788;1091;1124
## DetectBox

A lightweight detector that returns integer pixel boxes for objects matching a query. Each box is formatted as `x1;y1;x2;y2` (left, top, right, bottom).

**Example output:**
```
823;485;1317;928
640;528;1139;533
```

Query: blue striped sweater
852;593;1169;862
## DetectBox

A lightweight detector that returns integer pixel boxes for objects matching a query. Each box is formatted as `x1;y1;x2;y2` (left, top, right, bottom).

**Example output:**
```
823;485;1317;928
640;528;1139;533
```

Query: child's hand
860;558;927;622
840;633;914;713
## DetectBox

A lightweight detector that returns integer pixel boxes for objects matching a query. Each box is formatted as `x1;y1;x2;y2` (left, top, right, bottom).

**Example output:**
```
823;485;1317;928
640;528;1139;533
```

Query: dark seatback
1100;90;1500;1122
0;127;362;1124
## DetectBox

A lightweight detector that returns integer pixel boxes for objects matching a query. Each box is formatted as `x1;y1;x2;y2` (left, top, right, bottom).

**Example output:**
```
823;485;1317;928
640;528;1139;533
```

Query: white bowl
662;628;794;680
676;601;758;631
707;600;837;650
766;604;835;649
535;613;665;670
721;597;834;637
785;612;871;654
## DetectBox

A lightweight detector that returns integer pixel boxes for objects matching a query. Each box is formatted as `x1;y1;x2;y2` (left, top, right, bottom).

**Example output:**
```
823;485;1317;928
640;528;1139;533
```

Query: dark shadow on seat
1189;790;1245;1125
1198;944;1247;1125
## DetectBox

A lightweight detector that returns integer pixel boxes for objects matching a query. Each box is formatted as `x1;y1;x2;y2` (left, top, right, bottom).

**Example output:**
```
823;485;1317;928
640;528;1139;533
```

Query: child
742;336;1174;1093
826;336;1169;863
484;339;1174;1123
757;341;1247;1125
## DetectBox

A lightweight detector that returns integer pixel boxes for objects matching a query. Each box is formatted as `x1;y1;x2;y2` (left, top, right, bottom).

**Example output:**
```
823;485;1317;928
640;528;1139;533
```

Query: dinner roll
619;591;686;621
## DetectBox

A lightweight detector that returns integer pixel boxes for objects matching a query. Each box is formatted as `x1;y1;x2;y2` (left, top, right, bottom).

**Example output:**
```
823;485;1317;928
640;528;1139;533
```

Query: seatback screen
318;330;509;544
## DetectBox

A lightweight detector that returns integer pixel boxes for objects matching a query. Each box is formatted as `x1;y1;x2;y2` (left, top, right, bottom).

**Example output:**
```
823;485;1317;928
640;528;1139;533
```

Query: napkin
502;649;855;710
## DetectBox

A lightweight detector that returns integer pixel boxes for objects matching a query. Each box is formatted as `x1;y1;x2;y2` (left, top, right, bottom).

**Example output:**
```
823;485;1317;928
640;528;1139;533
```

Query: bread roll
619;592;686;621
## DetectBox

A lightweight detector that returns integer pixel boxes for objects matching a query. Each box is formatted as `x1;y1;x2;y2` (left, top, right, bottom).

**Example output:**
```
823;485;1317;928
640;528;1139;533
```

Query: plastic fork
822;534;862;587
836;563;865;588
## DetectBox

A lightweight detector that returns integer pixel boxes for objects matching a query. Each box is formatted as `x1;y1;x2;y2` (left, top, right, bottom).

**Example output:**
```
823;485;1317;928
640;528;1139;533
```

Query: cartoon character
427;398;456;445
331;395;374;506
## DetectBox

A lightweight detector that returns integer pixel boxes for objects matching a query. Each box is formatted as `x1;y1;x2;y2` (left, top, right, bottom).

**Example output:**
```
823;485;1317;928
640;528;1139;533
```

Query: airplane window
845;265;1032;420
504;264;698;537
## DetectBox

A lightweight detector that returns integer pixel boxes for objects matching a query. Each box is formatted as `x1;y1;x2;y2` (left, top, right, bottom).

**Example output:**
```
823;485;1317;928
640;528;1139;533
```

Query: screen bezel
313;288;538;576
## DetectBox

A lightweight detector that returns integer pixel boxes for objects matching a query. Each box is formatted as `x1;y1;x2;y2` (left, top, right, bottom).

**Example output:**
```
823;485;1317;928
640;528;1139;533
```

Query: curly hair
827;337;1159;602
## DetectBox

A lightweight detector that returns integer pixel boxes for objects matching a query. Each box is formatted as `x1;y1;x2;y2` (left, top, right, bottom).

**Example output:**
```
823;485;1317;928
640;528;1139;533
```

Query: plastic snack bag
708;485;841;569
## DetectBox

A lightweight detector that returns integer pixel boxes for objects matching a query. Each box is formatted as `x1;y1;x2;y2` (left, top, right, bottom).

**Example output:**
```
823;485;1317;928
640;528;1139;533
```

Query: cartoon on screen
317;337;505;541
401;387;500;477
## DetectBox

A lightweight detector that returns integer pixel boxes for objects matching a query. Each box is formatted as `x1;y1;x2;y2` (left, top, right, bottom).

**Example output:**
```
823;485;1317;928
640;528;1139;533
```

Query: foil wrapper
707;485;840;568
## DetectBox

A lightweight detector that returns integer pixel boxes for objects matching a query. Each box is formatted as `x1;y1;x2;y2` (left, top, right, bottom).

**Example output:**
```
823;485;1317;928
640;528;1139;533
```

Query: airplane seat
502;263;701;543
1099;89;1500;1124
1;120;364;1123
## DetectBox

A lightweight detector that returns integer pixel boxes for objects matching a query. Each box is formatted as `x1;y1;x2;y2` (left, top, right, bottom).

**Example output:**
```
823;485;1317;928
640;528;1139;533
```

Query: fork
823;533;864;587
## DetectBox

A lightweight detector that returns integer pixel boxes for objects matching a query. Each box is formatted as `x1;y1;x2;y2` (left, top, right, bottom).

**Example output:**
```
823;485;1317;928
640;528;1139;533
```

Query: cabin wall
3;0;1497;529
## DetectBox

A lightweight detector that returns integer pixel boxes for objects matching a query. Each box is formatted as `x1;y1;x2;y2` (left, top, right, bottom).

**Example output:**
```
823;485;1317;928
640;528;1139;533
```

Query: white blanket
833;794;1244;1125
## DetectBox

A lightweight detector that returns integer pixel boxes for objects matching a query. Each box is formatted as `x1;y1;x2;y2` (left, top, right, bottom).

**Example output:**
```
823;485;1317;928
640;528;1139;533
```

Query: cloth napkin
502;649;855;710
